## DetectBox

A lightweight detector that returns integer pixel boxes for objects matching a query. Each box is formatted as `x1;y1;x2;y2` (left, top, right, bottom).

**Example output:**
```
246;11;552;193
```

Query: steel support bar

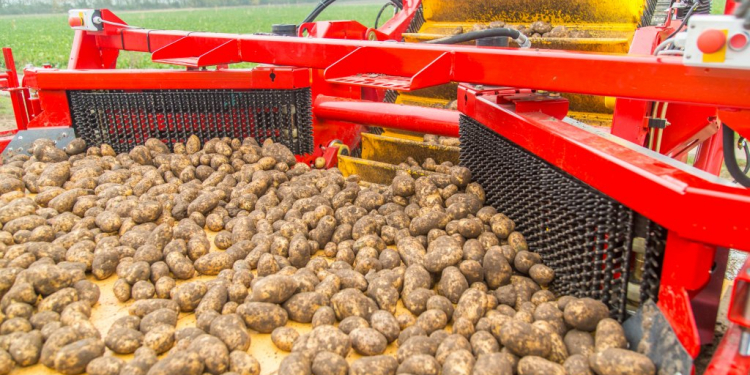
460;86;750;251
86;26;750;109
314;95;460;137
2;48;28;130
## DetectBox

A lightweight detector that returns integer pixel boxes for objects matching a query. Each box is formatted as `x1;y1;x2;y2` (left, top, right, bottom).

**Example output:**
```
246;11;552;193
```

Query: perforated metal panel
459;115;666;321
68;88;313;155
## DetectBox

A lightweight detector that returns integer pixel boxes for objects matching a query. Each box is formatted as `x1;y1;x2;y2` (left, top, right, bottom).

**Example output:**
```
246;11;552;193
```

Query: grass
0;1;386;69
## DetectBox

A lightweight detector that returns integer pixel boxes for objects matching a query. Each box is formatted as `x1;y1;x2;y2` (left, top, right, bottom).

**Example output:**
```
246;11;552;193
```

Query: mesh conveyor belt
459;115;667;321
68;88;314;155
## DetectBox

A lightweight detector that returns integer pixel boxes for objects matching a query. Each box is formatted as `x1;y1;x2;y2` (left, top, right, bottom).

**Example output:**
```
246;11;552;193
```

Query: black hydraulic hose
722;123;750;187
303;0;337;24
375;1;397;29
425;28;521;44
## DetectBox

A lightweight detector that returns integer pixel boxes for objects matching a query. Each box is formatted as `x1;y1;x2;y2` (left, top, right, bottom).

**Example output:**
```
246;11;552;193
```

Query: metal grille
640;221;667;303
459;115;668;321
405;2;426;34
640;0;660;27
68;88;314;155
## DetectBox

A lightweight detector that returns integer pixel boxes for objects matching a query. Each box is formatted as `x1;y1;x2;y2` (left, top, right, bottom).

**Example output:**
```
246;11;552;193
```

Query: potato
350;327;387;356
416;309;448;335
349;355;398;375
370;310;400;344
86;356;124;375
104;327;142;354
140;308;178;333
147;351;204;375
188;334;230;374
470;330;499;356
251;274;297;304
588;348;655;375
564;354;593;375
229;350;261;375
129;299;179;317
594;319;627;352
484;246;512;289
518;356;565;375
311;351;348;375
278;352;311;375
498;320;551;358
437;266;468;304
237;302;288;333
564;298;609;332
271;326;299;352
529;264;554;286
397;335;438;363
442;349;475;375
9;330;42;366
170;281;207;312
54;338;105;375
283;292;329;323
209;314;250;351
423;235;462;273
453;288;486;325
194;252;233;275
397;354;440;375
564;330;595;357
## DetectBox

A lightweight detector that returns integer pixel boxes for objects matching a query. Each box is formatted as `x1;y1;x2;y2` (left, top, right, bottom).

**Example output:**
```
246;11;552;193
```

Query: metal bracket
1;127;76;160
623;300;693;374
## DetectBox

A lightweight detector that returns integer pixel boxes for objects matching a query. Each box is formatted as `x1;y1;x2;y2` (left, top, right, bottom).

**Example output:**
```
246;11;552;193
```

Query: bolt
61;132;68;138
17;136;22;140
690;25;695;29
475;85;484;90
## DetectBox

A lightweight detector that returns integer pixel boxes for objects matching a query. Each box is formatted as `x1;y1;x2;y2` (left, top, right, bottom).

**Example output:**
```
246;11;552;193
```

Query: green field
0;2;385;69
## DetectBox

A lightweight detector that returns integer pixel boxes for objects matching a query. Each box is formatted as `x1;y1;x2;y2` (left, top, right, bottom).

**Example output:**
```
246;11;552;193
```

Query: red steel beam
86;27;750;110
314;95;460;137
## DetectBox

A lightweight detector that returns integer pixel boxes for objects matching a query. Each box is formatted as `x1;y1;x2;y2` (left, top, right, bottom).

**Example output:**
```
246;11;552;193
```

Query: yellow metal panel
361;133;460;166
422;0;646;24
338;155;434;184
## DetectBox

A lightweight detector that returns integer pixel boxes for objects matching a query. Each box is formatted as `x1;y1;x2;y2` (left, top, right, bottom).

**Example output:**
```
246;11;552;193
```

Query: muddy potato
209;314;250;351
147;350;204;375
563;298;609;332
453;288;486;325
278;352;311;375
251;274;296;304
397;354;441;375
518;356;566;375
423;235;462;273
40;326;80;367
194;252;233;275
350;327;387;356
140;308;178;333
131;280;155;300
589;348;656;375
472;352;514;375
594;318;627;352
154;277;176;299
513;250;541;274
498;320;551;358
564;330;595;357
349;356;398;375
397;335;438;363
283;292;329;323
170;281;207;312
529;264;555;286
229;350;261;375
105;327;143;354
237;302;288;333
470;330;500;356
370;310;399;344
442;350;475;375
271;326;299;352
9;330;42;366
54;338;105;375
86;356;124;375
129;299;179;317
564;354;593;375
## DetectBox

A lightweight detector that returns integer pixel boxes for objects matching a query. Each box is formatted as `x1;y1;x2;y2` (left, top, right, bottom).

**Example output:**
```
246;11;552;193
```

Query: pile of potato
0;135;656;375
471;21;593;39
